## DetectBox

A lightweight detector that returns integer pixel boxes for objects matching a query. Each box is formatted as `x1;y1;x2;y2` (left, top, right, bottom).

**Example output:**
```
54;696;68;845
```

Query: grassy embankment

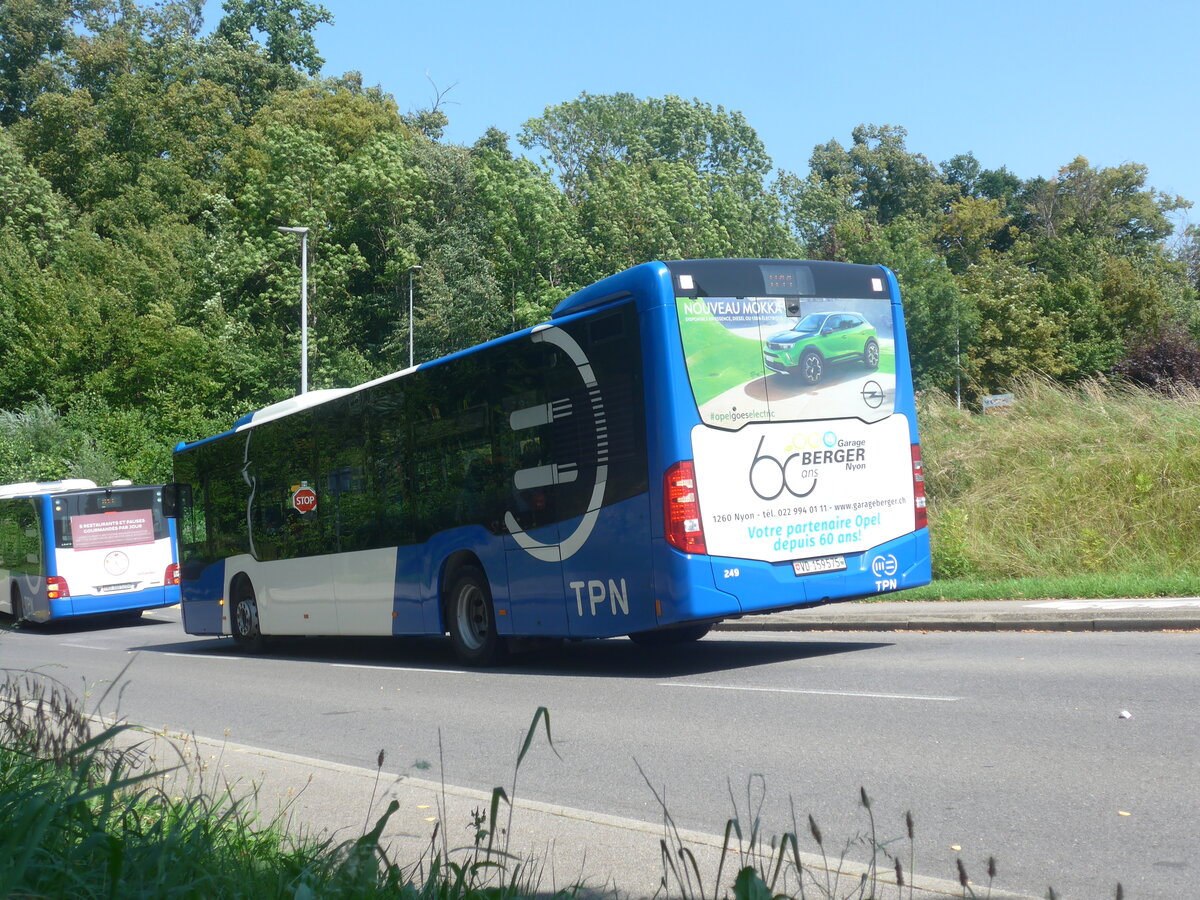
907;378;1200;600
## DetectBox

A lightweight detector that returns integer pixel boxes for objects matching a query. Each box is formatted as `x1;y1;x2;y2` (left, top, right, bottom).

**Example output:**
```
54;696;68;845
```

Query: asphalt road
3;607;1197;899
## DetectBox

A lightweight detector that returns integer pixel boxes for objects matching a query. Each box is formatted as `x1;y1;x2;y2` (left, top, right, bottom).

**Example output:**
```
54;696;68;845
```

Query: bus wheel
799;348;823;385
10;585;26;623
629;623;712;647
231;583;265;653
864;338;880;371
447;565;506;666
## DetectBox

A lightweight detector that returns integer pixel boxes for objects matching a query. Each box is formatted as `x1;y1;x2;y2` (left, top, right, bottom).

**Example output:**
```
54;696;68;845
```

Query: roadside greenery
916;377;1200;595
0;669;563;899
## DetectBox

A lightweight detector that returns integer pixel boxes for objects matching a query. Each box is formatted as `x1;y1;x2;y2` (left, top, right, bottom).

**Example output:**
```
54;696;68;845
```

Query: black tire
799;348;824;385
231;581;266;652
10;585;27;623
629;622;713;647
864;338;880;371
446;565;506;666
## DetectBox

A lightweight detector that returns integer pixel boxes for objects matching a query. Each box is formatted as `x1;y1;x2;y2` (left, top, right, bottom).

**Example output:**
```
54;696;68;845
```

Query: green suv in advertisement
763;311;880;385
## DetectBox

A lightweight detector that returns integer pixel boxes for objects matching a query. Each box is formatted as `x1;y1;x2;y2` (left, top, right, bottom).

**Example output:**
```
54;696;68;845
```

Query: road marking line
331;663;468;675
661;683;961;702
158;653;467;674
62;643;108;650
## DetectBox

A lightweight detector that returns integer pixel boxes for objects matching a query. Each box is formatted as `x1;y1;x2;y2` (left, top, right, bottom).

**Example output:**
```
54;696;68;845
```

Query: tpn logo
871;554;898;578
504;326;607;562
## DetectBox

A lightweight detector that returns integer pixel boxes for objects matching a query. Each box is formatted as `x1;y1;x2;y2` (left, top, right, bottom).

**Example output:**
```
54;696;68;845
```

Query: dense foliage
1;0;1197;483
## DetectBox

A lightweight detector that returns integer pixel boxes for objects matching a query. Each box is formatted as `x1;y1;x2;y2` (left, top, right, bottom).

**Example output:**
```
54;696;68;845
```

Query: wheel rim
455;584;488;651
866;342;879;367
804;353;822;382
236;598;259;639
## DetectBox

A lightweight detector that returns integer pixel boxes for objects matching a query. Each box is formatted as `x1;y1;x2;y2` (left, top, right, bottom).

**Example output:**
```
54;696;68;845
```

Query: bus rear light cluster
911;444;928;530
165;563;180;586
46;576;70;600
664;460;707;555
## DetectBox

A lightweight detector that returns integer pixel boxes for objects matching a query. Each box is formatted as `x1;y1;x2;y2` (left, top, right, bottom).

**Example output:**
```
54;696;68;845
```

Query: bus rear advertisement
171;259;931;663
1;480;181;623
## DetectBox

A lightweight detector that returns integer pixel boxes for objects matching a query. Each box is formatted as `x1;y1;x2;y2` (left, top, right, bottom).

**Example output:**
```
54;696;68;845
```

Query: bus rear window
675;295;897;428
52;488;168;549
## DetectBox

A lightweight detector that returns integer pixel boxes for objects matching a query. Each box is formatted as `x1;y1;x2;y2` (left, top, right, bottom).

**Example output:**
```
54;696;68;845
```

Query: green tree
522;93;796;269
934;195;1015;274
806;124;956;226
960;257;1068;392
1020;157;1187;256
469;128;586;328
0;0;94;125
214;0;332;76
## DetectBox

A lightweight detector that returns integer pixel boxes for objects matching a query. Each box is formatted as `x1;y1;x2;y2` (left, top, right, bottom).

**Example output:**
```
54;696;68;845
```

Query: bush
1112;323;1200;390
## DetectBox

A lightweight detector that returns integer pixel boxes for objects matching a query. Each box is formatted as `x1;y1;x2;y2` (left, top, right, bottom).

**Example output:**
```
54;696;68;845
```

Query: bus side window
368;382;415;547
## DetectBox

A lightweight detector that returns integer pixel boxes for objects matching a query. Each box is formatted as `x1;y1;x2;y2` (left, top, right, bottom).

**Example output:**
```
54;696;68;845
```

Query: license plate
99;582;138;593
792;555;846;576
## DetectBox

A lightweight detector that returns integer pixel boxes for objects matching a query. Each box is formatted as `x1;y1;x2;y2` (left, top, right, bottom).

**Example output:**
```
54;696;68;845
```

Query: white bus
0;480;181;623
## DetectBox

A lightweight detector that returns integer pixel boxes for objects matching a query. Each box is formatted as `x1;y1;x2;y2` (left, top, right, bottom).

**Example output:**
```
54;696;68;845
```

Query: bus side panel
35;496;63;620
418;526;509;636
0;497;47;618
637;282;700;548
650;540;742;625
330;547;398;636
503;525;567;638
636;285;722;628
181;559;227;634
561;492;655;638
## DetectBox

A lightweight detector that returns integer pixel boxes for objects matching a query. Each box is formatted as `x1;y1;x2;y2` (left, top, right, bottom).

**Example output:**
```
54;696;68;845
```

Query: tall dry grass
919;377;1200;581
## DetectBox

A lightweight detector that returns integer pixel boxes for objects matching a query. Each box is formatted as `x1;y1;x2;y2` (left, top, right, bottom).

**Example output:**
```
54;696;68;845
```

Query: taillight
47;576;70;600
664;460;707;554
165;563;180;586
912;444;928;530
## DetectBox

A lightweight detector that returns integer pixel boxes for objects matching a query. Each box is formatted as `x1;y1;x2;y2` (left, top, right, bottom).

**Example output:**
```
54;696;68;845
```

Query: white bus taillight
664;460;707;555
46;576;70;600
165;563;180;586
912;444;928;530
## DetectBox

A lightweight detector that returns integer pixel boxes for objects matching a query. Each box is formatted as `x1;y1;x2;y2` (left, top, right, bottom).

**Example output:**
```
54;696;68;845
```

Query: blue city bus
171;259;930;663
1;480;181;623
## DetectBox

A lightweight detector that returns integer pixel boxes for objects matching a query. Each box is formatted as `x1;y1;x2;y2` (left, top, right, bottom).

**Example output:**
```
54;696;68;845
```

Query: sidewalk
714;597;1200;634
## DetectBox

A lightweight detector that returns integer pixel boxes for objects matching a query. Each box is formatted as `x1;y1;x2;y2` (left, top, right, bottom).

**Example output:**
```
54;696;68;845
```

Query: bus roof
0;479;99;499
231;388;355;431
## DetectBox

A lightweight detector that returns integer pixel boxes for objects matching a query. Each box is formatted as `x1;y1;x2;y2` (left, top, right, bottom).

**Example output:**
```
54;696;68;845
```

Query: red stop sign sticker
292;486;317;514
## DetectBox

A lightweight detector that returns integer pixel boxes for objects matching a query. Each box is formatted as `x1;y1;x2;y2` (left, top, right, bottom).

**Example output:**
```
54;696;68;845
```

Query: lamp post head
408;264;422;274
277;226;309;235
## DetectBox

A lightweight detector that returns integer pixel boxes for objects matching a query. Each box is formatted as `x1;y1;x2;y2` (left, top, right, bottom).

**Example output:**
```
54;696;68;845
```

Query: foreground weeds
0;669;570;898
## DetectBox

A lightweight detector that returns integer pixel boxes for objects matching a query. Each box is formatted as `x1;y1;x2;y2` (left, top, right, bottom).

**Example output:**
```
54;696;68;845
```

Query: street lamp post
277;226;310;394
956;288;964;410
408;264;422;369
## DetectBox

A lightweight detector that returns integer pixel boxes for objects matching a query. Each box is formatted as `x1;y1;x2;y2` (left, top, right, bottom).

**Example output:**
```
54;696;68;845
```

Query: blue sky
204;0;1199;234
